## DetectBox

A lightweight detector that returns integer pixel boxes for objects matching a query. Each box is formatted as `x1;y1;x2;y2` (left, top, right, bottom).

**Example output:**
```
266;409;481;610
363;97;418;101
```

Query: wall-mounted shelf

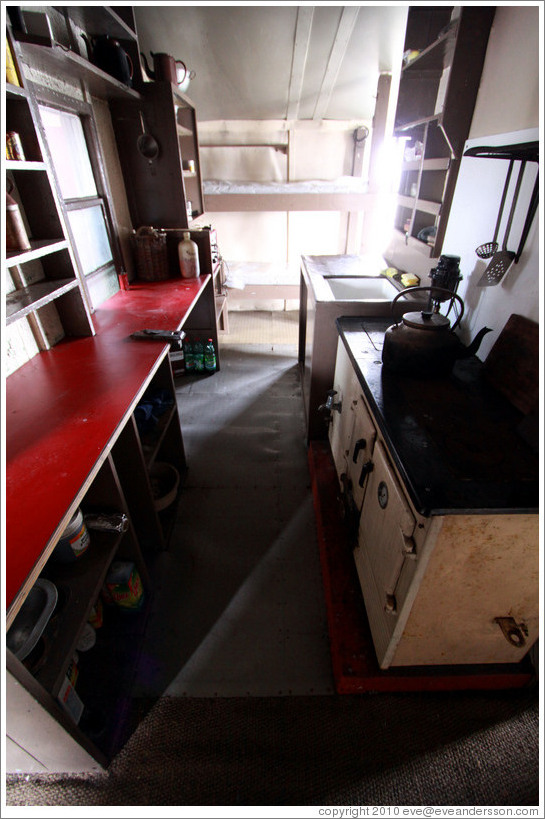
6;278;79;324
62;6;138;40
5;24;95;360
386;6;494;265
110;81;204;228
18;43;142;101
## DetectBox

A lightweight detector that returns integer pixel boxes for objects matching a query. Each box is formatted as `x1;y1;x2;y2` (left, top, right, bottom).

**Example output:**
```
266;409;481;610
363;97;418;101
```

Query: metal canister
6;192;31;250
7;131;25;161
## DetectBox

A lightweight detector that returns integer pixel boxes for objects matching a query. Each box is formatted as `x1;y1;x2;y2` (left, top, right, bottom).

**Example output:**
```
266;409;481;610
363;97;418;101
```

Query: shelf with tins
5;26;95;355
386;6;495;264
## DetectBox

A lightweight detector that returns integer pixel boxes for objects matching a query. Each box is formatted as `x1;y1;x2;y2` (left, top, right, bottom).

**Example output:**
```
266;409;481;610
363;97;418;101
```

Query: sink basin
324;275;397;301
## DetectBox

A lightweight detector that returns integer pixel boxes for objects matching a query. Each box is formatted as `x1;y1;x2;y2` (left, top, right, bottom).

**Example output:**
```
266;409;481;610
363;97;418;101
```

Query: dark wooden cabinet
387;6;495;263
110;81;205;229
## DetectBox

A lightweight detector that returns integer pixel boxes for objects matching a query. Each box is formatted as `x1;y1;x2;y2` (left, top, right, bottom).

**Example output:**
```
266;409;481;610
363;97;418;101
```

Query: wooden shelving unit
4;7;196;773
387;6;495;263
110;81;204;228
5;27;96;355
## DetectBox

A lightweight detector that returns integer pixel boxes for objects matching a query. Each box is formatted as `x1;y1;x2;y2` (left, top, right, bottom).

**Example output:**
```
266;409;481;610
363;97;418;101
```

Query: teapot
141;51;187;85
381;287;492;378
82;34;133;87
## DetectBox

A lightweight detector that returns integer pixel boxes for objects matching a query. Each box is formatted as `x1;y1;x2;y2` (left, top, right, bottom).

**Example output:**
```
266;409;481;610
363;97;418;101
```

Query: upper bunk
202;176;375;212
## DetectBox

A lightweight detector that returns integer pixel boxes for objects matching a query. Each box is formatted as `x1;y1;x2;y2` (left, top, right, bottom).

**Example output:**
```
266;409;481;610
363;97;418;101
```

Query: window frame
34;87;124;300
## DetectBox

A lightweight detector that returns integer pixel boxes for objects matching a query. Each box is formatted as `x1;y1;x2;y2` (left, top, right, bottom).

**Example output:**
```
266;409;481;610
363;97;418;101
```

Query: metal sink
323;275;398;301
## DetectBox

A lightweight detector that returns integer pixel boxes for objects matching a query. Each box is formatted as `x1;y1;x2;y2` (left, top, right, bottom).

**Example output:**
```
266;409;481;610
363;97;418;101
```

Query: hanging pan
137;111;159;162
475;159;514;259
477;160;526;287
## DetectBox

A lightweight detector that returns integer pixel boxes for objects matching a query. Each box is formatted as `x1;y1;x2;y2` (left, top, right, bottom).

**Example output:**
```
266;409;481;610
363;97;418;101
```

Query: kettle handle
140;51;155;80
392;286;464;330
175;59;187;83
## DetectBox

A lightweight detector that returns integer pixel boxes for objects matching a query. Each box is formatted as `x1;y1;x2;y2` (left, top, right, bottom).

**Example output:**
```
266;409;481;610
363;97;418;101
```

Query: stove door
355;441;418;664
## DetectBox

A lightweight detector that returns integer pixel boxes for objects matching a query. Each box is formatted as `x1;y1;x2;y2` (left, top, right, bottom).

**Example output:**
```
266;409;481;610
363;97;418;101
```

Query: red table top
5;276;210;615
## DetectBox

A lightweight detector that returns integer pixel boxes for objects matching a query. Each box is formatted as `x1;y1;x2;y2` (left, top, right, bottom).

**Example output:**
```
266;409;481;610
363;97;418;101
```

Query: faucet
318;389;342;416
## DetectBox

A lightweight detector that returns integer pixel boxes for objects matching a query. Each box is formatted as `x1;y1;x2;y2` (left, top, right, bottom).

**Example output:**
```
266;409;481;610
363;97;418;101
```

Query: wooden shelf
6;278;79;324
387;7;494;262
402;157;450;173
18;42;142;101
215;294;227;324
415;198;441;216
402;23;457;74
6;82;27;99
395;113;440;134
6;159;48;172
63;6;138;40
6;238;69;268
398;195;440;216
177;124;193;138
393;227;435;257
36;532;121;696
139;403;177;469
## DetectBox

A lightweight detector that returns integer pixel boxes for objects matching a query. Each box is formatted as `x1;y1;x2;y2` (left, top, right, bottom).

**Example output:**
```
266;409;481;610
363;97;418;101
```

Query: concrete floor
134;313;334;697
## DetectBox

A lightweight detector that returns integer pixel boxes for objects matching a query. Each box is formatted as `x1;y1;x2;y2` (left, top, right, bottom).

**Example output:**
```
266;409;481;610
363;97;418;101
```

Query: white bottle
178;232;200;279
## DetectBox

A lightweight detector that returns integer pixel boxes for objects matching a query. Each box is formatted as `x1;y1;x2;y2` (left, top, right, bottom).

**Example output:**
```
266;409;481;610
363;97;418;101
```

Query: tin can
7;131;25;161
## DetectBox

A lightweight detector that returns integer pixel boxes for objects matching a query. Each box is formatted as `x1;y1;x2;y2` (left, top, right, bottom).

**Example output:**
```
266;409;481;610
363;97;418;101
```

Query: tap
318;389;342;415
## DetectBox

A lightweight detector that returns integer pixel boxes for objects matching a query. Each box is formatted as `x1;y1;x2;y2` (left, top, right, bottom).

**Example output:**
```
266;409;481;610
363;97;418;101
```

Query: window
38;105;118;305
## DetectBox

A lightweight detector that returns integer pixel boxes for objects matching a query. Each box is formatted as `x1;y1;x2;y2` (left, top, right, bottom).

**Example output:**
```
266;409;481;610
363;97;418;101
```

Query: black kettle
82;34;133;87
381;287;492;377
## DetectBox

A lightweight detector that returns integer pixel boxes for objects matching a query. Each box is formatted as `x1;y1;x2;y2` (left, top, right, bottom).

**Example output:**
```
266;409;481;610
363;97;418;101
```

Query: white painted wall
441;6;540;358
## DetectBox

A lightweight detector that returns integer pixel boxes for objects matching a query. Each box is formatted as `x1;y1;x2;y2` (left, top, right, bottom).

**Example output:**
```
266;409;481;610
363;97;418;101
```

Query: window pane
68;206;113;275
38;106;97;199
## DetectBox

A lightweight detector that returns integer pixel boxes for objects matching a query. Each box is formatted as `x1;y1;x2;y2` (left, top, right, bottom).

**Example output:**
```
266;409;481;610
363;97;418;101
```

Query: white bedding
203;176;369;195
223;261;299;289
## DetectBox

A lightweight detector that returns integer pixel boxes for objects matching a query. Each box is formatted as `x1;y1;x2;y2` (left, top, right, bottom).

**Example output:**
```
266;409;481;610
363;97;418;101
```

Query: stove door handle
352;438;367;463
358;460;374;487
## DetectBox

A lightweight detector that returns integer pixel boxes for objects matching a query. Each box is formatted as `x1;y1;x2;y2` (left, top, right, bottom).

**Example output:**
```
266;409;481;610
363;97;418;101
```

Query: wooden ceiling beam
286;6;314;121
313;6;360;121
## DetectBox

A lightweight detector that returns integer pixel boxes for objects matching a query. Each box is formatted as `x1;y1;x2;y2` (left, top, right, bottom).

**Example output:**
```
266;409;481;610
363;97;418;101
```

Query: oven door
354;441;418;666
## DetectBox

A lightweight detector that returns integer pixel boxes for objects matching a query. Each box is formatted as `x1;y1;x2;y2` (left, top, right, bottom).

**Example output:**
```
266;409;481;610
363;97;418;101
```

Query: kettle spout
461;326;493;358
140;52;155;80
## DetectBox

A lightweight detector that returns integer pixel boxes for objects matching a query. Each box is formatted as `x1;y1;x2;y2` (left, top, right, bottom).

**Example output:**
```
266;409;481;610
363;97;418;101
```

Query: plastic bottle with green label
193;339;204;372
184;337;195;372
204;338;217;373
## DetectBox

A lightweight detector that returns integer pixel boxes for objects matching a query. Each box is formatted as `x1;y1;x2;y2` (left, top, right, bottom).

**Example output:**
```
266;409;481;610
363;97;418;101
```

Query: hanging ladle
137;111;159;162
475;159;514;259
477;160;526;287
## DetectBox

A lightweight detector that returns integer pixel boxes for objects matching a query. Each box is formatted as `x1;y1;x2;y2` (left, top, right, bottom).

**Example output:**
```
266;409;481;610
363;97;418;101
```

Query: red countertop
6;276;210;615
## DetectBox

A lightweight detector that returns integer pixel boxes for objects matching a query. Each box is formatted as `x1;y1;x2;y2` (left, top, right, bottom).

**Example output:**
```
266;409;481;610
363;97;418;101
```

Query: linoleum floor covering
133;312;332;697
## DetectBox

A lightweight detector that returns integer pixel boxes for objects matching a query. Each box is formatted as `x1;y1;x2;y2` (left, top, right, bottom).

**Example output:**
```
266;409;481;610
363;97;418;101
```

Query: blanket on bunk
223;261;300;311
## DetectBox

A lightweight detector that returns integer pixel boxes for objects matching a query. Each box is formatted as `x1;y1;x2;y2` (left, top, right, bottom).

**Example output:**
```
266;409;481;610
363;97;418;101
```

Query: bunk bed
203;176;376;309
203;176;373;212
221;260;300;310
